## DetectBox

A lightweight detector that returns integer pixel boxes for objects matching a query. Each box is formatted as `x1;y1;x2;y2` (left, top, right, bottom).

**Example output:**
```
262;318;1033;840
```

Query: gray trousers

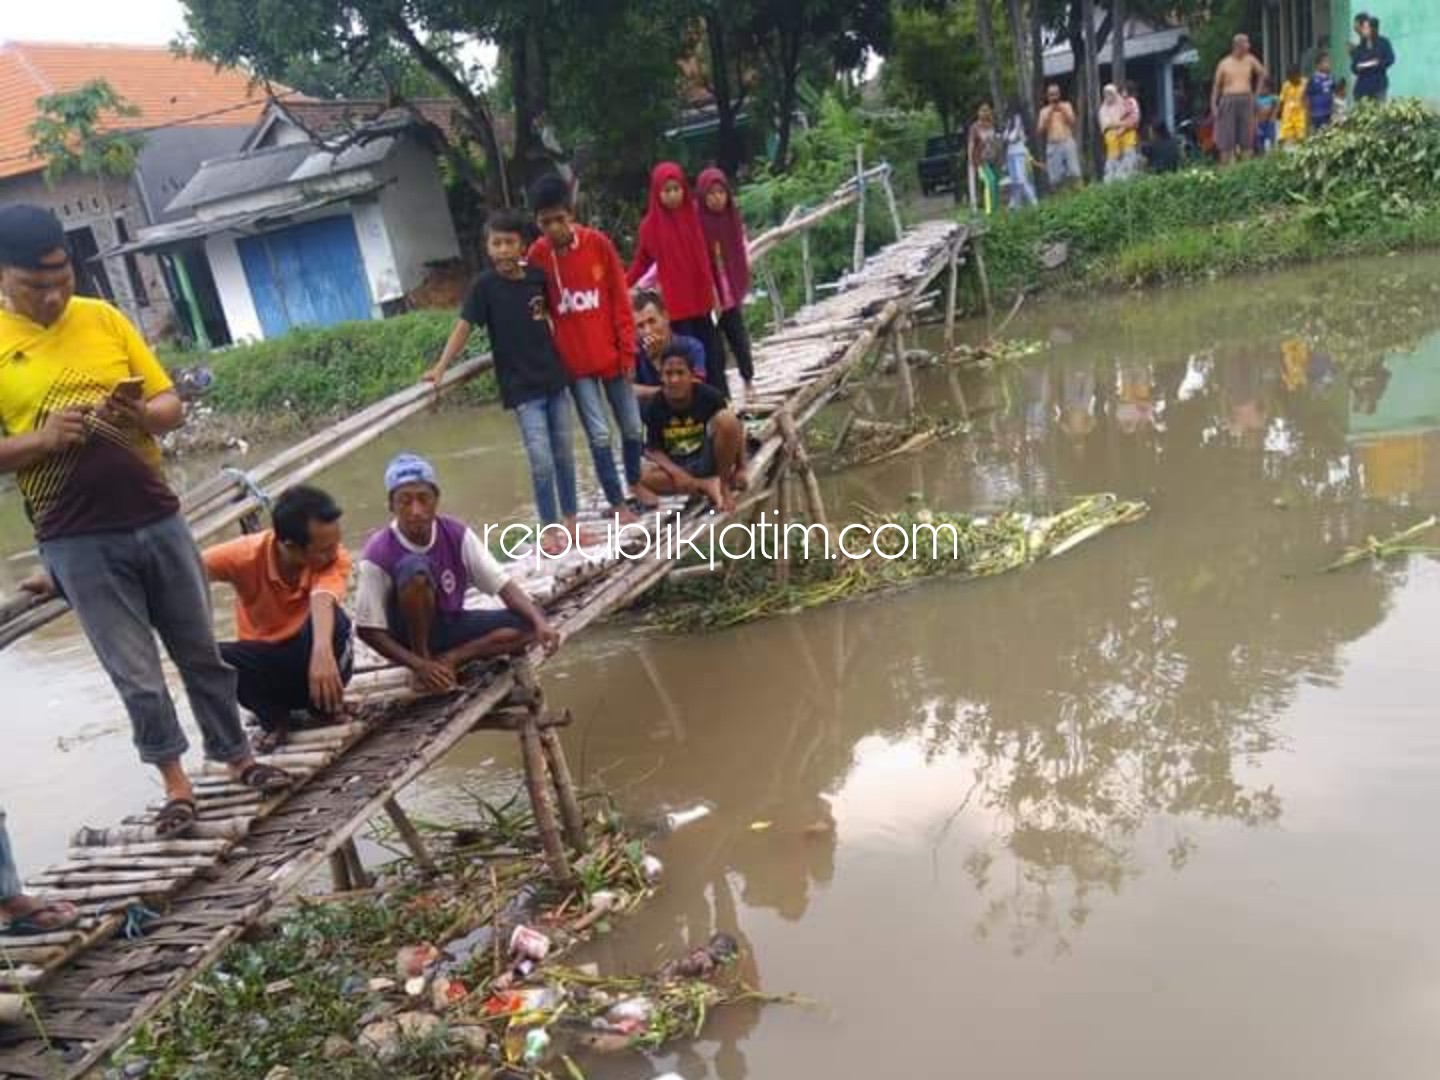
41;513;250;766
0;811;20;901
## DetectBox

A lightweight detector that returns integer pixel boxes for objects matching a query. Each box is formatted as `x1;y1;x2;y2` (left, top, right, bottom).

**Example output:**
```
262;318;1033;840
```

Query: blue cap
384;452;439;496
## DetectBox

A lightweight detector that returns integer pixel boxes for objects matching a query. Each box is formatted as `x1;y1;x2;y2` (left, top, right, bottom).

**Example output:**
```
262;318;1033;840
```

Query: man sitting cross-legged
634;345;747;513
355;453;559;693
203;485;353;754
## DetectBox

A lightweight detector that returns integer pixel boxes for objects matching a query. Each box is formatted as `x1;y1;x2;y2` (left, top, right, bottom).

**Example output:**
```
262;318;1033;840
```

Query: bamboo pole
800;229;814;307
328;850;353;893
518;713;572;882
761;262;785;332
944;242;961;349
973;235;994;325
892;335;917;417
383;798;437;875
69;832;234;854
538;726;587;854
339;838;372;890
775;456;793;586
853;144;867;273
882;171;904;240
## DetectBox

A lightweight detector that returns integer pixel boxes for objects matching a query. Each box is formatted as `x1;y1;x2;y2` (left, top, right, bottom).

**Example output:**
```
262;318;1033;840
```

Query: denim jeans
513;389;579;523
571;374;643;502
1007;152;1038;208
41;513;251;766
0;811;20;900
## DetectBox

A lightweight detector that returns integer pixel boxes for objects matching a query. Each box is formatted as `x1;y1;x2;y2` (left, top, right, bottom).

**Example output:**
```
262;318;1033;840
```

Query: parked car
917;132;965;196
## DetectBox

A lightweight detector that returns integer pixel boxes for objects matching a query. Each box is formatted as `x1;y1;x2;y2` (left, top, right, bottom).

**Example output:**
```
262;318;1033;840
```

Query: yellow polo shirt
0;296;178;539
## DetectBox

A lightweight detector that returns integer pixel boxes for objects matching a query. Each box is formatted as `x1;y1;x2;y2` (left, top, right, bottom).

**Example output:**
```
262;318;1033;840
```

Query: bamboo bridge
0;162;976;1077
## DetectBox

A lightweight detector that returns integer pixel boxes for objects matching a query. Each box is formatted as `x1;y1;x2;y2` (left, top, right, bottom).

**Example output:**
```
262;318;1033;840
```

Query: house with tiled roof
0;41;268;341
113;97;462;343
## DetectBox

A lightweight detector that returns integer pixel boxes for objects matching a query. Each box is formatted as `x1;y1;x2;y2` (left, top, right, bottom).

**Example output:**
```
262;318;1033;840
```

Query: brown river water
7;253;1440;1077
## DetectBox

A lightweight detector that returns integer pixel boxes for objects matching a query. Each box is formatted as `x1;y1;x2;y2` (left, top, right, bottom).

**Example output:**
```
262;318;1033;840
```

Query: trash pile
645;494;1149;633
110;800;788;1079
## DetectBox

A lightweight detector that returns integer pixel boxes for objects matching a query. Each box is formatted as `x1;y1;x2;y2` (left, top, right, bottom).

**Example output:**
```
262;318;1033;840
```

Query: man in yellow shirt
203;485;353;752
0;204;289;838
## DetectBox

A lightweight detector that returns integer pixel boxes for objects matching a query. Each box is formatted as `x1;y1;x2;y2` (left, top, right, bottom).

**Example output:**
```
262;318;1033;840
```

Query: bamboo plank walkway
0;216;968;1078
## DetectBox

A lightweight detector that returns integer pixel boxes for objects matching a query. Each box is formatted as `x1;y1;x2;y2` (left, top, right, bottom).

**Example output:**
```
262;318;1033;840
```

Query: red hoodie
527;225;636;380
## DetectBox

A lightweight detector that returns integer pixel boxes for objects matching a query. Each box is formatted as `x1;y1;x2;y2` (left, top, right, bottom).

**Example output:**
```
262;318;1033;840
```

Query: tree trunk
705;15;746;176
508;21;559;197
1078;0;1103;174
768;31;804;172
975;0;1005;112
1113;0;1127;88
388;15;511;207
1004;0;1036;143
1029;0;1045;132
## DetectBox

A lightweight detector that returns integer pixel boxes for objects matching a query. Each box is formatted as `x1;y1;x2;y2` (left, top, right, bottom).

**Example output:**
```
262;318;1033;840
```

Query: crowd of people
966;10;1398;210
0;154;768;929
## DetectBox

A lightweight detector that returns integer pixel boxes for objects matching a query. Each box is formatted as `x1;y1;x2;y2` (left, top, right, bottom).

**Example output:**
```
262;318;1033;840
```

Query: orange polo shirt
203;530;352;643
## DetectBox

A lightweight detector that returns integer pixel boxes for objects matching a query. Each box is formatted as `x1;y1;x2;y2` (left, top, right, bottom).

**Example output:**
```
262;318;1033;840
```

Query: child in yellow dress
1278;64;1309;147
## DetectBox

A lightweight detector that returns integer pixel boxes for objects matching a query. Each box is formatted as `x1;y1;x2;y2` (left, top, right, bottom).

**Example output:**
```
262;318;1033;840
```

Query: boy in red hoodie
527;175;640;521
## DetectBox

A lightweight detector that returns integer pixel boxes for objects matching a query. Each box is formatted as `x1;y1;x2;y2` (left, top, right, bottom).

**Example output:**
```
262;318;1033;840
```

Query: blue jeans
1007;152;1037;208
41;513;251;766
513;390;579;524
0;811;20;901
571;374;643;503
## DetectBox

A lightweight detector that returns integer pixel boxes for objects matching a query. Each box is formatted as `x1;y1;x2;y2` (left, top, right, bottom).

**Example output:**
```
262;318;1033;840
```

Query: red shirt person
527;175;641;516
627;162;727;398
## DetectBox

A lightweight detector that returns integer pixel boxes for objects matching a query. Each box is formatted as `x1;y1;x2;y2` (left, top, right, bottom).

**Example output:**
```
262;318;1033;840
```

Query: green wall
1331;0;1440;102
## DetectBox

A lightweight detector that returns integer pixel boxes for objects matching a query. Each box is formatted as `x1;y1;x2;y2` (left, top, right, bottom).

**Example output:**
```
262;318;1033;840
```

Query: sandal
155;797;197;839
251;727;289;755
237;763;293;795
2;899;80;937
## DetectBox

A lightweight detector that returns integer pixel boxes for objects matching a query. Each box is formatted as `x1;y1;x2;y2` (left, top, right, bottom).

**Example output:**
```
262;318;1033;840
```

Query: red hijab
634;162;716;321
697;166;750;310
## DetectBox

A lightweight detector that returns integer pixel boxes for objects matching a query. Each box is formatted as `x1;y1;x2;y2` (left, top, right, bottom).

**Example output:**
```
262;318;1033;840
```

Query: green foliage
171;312;497;417
978;99;1440;295
1283;98;1440;224
29;79;143;183
885;4;988;136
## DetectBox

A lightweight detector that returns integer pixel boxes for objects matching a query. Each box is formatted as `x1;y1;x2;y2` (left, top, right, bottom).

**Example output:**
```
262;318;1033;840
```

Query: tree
1004;0;1038;140
974;0;1005;112
179;0;515;204
30;79;143;185
886;5;986;137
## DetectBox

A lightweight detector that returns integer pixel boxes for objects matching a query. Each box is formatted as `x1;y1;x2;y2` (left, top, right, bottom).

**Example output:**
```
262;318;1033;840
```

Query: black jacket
1352;35;1395;100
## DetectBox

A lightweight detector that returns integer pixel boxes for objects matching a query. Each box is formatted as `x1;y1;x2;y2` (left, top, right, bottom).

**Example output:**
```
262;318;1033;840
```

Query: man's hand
421;363;446;386
533;618;561;656
39;408;89;454
642;331;663;358
18;571;56;599
96;390;147;433
308;649;345;715
412;657;458;693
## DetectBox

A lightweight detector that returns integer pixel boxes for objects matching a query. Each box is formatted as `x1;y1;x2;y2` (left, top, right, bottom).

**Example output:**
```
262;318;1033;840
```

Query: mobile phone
115;377;145;401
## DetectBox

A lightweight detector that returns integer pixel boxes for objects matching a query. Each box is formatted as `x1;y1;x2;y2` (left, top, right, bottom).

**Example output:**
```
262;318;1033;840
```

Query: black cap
0;205;66;270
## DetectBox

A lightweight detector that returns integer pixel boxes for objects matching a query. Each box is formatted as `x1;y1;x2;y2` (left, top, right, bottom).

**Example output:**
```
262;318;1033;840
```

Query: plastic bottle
664;805;713;831
522;1028;551;1065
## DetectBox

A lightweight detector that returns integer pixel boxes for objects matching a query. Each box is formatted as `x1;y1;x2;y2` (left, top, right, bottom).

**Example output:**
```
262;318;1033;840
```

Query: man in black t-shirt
636;344;747;512
424;211;578;553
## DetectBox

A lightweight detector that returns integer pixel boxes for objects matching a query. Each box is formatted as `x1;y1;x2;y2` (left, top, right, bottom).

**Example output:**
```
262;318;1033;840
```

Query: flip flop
2;900;80;937
155;797;197;839
238;763;292;795
251;728;289;755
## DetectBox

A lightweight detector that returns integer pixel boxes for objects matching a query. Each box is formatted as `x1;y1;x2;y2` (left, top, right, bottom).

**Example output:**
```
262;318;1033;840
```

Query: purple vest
362;515;471;615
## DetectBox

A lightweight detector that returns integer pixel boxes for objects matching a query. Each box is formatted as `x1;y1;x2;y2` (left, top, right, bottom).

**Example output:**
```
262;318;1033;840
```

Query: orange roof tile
0;42;268;181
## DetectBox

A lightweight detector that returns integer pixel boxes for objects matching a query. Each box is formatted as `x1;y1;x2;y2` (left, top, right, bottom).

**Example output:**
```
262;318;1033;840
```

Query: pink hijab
697;166;750;311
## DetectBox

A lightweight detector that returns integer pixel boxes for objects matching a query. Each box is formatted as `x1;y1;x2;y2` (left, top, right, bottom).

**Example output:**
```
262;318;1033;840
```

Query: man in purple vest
355;453;559;692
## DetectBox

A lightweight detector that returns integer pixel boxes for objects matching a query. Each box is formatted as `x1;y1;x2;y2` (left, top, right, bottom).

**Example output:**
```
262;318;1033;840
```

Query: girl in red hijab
697;167;754;396
628;162;726;397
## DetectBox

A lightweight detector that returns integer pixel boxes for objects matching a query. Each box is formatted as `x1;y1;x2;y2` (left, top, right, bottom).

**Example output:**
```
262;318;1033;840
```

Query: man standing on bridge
355;453;559;693
0;204;290;840
1212;33;1268;166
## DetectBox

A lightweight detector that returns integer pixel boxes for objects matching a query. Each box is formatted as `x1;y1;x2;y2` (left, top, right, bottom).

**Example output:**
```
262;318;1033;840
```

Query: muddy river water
7;253;1440;1077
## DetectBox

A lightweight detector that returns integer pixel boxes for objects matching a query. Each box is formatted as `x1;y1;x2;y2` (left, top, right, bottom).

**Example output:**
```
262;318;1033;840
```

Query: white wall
204;233;263;343
350;199;402;311
377;136;461;295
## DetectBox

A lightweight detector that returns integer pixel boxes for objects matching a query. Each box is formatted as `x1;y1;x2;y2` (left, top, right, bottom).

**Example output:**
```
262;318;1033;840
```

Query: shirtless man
1212;33;1268;166
1038;84;1083;190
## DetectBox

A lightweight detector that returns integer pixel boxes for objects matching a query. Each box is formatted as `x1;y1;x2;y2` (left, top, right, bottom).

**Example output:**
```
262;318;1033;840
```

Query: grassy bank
164;311;497;420
972;99;1440;300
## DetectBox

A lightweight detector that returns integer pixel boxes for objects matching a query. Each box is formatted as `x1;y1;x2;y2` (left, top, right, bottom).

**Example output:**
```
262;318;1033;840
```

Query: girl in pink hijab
697;167;755;396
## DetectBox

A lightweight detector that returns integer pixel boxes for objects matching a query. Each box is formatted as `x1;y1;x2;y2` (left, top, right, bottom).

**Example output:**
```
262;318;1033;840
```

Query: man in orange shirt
203;486;352;752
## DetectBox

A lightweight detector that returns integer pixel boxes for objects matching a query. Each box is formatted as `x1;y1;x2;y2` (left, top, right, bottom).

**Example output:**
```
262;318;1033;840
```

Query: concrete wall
376;136;461;297
204;232;263;344
0;170;176;341
350;198;403;310
1331;0;1439;101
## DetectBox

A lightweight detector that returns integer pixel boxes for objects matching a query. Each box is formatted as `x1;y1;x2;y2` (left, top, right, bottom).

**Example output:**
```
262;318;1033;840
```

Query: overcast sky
3;0;189;46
